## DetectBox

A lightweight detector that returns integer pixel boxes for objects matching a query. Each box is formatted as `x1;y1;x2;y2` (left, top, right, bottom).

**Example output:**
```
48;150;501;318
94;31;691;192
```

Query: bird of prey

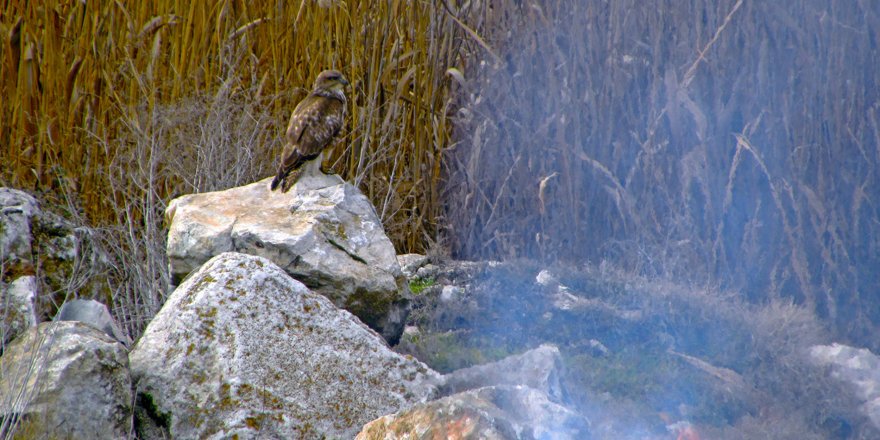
270;69;349;192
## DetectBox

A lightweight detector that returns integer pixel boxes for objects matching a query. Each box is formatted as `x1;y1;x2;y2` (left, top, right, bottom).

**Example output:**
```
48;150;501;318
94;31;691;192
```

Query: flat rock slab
440;344;565;401
165;176;409;343
55;299;131;346
129;252;440;440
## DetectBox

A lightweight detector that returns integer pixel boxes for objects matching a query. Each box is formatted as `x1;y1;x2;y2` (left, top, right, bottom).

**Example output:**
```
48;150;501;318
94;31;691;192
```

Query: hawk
270;69;349;192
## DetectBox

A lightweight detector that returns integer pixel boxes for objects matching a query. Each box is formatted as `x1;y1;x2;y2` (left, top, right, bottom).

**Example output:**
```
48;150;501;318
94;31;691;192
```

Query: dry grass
0;0;480;337
0;0;472;252
2;0;880;417
444;0;880;346
0;3;476;437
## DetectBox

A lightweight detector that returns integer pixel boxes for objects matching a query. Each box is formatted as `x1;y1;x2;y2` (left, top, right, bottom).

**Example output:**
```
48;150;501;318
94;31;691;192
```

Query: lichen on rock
0;321;132;439
164;176;411;344
0;188;110;321
129;252;440;439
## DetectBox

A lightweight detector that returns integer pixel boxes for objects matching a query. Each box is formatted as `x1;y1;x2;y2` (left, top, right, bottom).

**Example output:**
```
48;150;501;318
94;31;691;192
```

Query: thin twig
681;0;744;89
439;0;501;65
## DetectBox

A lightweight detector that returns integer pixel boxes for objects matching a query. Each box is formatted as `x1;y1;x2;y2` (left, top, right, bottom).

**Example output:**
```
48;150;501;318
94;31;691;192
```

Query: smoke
444;0;880;349
434;1;880;438
406;258;880;437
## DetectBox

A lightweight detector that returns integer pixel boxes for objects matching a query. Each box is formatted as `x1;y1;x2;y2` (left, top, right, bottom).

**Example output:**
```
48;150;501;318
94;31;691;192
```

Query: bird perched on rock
270;69;349;192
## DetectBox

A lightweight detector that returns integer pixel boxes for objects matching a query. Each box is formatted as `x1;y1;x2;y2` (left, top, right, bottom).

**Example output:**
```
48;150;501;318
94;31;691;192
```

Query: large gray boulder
129;252;441;440
1;275;38;347
0;321;132;439
356;385;590;440
165;175;410;343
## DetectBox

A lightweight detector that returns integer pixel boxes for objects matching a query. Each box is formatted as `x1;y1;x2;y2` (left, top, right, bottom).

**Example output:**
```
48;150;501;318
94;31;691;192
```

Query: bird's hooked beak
330;76;349;92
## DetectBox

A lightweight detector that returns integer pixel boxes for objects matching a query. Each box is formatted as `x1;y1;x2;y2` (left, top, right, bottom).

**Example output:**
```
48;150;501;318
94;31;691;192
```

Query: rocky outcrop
0;189;43;280
129;252;441;440
404;257;880;438
356;385;590;439
0;188;109;321
0;321;132;439
397;253;429;278
1;275;37;347
165;175;410;343
810;343;880;430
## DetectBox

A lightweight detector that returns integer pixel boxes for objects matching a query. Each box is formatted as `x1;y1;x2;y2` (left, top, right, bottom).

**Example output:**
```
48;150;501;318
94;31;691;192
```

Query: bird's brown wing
286;94;345;156
271;94;345;191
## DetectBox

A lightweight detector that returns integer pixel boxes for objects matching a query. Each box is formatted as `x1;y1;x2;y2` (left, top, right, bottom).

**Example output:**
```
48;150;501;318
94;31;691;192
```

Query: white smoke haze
402;259;877;438
432;0;880;438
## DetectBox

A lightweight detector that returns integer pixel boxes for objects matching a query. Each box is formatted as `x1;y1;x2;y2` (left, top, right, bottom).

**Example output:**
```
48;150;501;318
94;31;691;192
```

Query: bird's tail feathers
270;150;319;193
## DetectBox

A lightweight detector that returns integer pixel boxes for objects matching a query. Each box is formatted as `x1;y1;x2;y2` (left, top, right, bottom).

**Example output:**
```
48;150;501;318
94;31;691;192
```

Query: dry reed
0;0;473;251
1;0;477;336
444;0;880;346
3;0;879;351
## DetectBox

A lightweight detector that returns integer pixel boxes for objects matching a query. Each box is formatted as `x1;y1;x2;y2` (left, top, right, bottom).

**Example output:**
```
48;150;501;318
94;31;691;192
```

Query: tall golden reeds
1;0;483;338
0;0;472;252
5;0;880;349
